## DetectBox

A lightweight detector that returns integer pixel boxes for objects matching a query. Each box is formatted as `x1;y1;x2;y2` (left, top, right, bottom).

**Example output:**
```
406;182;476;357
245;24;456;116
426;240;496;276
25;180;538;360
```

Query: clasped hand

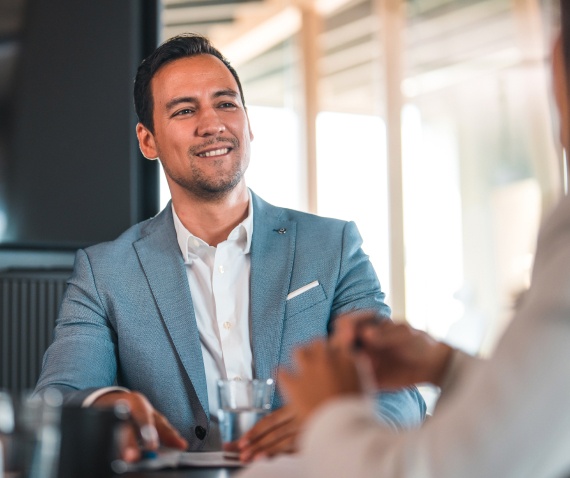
279;311;454;425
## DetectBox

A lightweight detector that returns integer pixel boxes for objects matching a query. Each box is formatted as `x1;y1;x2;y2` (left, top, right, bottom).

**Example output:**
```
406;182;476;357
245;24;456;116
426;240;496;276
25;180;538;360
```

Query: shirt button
193;239;200;248
219;265;225;274
223;321;232;330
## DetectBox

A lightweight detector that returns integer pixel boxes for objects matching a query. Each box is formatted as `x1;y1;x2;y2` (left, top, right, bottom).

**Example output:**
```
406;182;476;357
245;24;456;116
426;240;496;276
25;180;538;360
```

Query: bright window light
316;111;391;297
402;104;465;341
246;105;303;210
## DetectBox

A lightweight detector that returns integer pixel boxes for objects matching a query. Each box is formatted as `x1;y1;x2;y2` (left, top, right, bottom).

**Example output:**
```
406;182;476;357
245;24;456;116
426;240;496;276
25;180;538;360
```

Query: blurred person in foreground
34;33;425;462
239;1;570;477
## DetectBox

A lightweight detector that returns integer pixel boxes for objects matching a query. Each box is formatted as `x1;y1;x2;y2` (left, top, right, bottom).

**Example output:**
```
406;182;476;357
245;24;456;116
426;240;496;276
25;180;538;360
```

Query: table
115;450;245;477
6;466;241;478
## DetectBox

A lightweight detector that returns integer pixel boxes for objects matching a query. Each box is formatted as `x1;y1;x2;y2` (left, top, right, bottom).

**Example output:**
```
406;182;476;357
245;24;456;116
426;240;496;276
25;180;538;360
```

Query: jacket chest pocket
285;282;327;318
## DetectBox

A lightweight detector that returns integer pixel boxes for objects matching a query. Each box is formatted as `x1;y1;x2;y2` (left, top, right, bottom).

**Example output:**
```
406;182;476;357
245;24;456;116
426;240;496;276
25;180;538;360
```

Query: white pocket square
286;280;320;300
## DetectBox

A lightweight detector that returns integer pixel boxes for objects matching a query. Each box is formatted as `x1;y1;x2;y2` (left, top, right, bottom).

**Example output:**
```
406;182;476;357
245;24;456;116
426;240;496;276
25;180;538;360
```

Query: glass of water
217;378;274;447
0;390;15;474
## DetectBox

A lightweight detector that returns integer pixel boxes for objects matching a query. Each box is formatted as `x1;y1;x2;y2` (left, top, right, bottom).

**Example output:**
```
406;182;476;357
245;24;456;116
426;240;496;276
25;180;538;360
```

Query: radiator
0;269;71;395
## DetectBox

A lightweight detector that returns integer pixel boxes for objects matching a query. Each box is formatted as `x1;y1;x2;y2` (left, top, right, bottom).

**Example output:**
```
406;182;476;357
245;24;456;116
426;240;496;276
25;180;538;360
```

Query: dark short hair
134;33;246;133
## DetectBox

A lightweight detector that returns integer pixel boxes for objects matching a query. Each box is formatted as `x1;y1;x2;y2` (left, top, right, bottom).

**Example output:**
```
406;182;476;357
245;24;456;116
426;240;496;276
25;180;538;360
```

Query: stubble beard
164;137;249;202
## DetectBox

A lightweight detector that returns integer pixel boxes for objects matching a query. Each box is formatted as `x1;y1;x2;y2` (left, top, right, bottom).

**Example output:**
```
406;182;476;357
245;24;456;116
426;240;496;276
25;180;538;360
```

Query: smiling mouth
198;148;230;158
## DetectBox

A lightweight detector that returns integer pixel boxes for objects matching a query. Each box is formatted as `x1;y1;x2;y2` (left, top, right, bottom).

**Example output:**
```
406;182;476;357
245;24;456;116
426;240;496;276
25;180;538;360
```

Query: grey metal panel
0;269;71;395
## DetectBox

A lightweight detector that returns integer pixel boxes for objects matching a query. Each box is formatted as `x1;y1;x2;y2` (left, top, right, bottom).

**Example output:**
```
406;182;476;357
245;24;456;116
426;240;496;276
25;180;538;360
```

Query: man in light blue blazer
35;34;425;461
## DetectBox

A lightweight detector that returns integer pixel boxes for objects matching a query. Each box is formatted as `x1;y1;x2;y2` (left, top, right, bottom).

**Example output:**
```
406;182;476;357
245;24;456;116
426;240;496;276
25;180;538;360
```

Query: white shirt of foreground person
237;189;570;478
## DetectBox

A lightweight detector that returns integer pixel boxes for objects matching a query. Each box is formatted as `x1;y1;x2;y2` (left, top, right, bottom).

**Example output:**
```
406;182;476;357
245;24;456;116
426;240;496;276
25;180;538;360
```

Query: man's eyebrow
165;96;196;111
213;89;239;99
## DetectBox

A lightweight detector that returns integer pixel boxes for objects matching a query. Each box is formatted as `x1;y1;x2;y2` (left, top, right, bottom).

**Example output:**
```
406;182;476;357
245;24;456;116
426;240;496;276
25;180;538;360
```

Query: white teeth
199;148;229;157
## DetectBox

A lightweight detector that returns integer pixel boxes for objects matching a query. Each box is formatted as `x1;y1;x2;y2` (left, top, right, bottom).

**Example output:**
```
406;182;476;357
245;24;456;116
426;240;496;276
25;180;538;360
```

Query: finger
330;317;359;348
241;412;295;449
239;406;295;448
351;316;391;352
331;311;379;348
278;357;359;424
276;368;298;405
223;440;240;453
334;350;364;391
94;392;160;452
256;432;297;458
360;321;410;350
292;339;326;369
240;420;298;462
125;393;160;450
122;424;141;463
247;433;297;462
241;429;297;462
153;411;188;450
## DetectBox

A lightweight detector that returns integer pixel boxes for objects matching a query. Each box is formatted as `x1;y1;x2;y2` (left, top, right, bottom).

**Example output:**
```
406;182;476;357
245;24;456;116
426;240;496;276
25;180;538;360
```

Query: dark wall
0;0;159;250
0;0;160;396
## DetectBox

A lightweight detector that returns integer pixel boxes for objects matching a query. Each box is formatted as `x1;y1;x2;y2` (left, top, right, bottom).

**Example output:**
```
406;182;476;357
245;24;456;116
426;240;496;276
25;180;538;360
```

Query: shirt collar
172;190;254;263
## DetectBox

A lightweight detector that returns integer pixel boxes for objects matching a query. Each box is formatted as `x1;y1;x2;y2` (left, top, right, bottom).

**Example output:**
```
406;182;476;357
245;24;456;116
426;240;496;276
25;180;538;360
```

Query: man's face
137;54;253;201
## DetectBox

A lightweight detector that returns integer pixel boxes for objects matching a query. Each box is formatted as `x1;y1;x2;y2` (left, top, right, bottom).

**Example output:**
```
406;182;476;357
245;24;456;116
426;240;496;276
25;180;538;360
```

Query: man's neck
171;183;250;247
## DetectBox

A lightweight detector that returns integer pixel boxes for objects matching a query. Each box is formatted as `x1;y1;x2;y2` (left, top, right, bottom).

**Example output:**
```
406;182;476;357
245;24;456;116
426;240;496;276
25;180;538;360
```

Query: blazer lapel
250;192;296;383
133;205;209;417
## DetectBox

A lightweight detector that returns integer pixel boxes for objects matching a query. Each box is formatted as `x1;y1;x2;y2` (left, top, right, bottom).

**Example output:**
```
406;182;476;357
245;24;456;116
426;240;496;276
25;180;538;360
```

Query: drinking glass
0;390;15;475
16;389;62;478
217;379;274;446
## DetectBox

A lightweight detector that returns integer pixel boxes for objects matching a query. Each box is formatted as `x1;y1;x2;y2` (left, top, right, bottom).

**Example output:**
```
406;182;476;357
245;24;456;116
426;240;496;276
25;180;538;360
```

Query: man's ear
136;123;159;160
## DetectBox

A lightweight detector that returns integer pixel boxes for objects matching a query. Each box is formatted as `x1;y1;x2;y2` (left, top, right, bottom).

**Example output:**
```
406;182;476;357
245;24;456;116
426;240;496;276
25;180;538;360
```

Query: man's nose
196;108;226;136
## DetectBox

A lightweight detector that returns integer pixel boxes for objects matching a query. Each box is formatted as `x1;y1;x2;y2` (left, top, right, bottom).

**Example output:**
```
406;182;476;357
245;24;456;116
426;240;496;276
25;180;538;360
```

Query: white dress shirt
172;196;254;418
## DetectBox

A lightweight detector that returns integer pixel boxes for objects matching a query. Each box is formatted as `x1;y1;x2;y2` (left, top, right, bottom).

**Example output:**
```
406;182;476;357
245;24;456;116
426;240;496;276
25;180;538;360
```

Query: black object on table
123;467;240;478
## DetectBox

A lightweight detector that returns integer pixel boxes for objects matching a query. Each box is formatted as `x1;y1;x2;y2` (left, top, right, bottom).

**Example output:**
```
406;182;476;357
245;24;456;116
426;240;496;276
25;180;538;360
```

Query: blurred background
161;0;562;356
0;0;564;398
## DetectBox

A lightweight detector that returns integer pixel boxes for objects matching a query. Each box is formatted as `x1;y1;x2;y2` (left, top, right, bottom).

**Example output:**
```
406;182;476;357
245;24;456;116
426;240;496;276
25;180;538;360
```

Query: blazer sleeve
34;248;119;405
332;221;426;428
330;221;391;318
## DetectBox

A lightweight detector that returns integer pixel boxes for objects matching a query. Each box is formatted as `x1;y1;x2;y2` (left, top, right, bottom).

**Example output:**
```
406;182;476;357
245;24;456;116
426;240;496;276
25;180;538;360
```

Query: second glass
217;378;274;445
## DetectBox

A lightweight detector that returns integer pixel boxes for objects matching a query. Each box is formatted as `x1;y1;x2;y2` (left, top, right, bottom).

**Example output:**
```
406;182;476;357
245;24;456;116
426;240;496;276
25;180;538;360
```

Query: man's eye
174;108;193;116
219;102;237;108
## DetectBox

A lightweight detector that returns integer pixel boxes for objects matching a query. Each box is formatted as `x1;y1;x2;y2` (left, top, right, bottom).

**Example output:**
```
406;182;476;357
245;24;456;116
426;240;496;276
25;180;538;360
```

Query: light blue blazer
36;191;425;449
